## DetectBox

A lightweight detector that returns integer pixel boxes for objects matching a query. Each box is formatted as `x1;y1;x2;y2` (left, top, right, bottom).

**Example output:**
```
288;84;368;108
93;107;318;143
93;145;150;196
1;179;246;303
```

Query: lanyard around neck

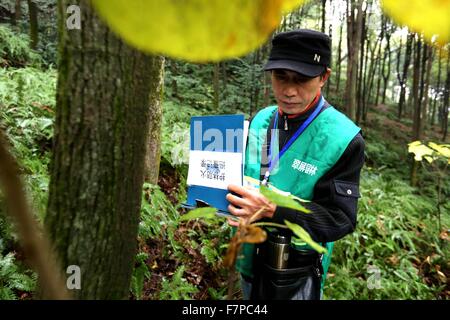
262;96;325;185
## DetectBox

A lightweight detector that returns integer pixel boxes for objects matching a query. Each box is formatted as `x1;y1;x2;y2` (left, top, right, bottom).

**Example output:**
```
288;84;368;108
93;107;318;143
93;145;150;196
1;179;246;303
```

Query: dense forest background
0;0;448;300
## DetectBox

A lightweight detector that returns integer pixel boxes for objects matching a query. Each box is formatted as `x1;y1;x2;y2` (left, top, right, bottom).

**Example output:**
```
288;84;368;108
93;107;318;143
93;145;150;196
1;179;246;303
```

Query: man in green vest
226;29;365;300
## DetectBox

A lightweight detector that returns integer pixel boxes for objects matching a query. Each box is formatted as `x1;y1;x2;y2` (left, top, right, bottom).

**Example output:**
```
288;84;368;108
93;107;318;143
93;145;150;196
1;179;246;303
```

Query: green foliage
198;223;231;268
0;25;42;67
324;169;448;299
260;184;310;212
0;214;16;251
179;207;218;222
0;66;55;221
159;265;199;300
160;101;198;167
130;252;151;300
0;252;36;300
139;183;182;256
284;220;327;254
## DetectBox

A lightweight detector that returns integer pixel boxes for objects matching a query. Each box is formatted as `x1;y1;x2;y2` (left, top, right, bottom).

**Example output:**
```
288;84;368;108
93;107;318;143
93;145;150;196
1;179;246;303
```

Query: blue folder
184;114;245;214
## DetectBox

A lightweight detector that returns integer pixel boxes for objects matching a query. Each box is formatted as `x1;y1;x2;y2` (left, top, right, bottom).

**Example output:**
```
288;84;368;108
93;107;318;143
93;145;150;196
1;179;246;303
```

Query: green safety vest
237;103;361;291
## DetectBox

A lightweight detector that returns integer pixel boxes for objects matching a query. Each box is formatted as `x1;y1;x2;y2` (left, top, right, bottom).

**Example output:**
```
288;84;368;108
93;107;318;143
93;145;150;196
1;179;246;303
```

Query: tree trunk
144;57;165;185
27;0;38;49
412;35;422;140
45;0;162;299
374;16;385;107
221;61;227;93
356;8;366;123
213;63;220;111
321;0;326;33
169;59;179;100
430;47;442;126
381;27;391;105
363;34;379;120
397;33;413;120
419;45;433;137
344;0;363;120
335;15;343;92
410;36;422;188
263;71;271;108
13;0;22;26
442;52;449;142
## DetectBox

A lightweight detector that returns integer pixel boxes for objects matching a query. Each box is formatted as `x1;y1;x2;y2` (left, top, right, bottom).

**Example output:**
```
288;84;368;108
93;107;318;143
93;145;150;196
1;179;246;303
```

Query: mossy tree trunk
344;0;363;120
144;57;164;185
44;0;163;299
27;0;38;49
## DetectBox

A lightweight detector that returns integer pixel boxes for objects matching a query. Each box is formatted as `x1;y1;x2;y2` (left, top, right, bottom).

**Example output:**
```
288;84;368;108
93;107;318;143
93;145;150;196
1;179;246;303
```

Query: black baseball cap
264;29;331;78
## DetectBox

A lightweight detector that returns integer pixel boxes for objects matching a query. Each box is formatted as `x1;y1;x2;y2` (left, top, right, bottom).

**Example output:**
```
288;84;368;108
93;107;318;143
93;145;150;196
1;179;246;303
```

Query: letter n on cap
314;54;321;63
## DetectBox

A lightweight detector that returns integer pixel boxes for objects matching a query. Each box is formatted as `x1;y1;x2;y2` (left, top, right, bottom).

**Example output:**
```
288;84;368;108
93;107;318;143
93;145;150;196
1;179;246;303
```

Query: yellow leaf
428;142;450;159
408;141;434;162
91;0;307;62
424;155;434;163
381;0;450;44
281;0;308;13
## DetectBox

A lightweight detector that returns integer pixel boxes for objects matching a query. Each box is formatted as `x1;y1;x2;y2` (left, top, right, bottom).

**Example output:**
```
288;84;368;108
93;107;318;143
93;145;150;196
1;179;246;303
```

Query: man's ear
320;68;332;85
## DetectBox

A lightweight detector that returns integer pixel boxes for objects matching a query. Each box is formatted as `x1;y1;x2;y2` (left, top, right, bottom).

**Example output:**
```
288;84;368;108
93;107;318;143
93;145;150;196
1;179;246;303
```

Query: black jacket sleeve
271;132;365;243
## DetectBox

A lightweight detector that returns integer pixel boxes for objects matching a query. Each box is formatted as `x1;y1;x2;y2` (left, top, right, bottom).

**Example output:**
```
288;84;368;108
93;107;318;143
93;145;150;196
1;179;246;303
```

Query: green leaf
260;185;310;213
284;220;328;254
179;207;218;221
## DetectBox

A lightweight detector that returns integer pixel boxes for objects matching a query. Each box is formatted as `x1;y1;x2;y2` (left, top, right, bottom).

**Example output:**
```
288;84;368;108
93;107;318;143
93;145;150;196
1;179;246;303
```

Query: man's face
271;69;330;114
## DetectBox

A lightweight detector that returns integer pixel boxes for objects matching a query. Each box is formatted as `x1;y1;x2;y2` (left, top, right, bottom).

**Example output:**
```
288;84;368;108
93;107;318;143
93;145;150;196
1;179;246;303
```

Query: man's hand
226;184;276;227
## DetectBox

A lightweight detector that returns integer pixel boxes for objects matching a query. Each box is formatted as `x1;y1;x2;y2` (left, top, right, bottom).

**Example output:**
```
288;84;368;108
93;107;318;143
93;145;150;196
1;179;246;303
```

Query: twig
0;130;70;299
248;205;267;224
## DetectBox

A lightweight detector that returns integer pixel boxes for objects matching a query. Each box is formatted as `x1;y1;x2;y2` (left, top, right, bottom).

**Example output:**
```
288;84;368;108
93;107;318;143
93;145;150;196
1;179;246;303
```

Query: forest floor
134;165;232;300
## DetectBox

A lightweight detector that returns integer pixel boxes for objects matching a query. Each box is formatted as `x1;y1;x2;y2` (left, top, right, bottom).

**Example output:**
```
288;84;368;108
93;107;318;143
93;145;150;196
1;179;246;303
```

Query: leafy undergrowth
129;168;233;300
324;103;449;300
324;170;449;299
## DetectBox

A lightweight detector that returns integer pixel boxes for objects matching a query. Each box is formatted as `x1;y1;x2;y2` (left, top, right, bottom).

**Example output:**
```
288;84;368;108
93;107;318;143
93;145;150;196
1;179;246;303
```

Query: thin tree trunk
374;16;385;106
321;0;326;33
221;61;227;93
263;71;271;108
364;35;379;120
410;35;422;188
27;0;38;49
397;33;413;120
45;0;162;299
431;47;442;126
420;45;433;137
213;63;220;111
381;27;391;104
344;0;363;120
335;16;343;92
356;8;366;123
412;35;422;140
144;57;165;185
13;0;22;26
326;24;332;96
442;52;450;141
169;59;179;99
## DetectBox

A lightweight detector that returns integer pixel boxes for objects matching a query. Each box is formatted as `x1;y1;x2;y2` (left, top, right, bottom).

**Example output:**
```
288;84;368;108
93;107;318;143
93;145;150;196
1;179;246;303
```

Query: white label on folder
187;150;242;190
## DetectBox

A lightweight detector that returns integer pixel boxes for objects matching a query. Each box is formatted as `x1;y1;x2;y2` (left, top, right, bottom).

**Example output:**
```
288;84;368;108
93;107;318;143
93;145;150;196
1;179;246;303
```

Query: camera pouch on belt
250;241;322;300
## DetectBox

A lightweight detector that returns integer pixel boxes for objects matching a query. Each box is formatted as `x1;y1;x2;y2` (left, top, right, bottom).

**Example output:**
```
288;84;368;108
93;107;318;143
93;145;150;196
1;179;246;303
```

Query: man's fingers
228;184;252;198
226;193;248;207
227;217;239;227
228;204;247;216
